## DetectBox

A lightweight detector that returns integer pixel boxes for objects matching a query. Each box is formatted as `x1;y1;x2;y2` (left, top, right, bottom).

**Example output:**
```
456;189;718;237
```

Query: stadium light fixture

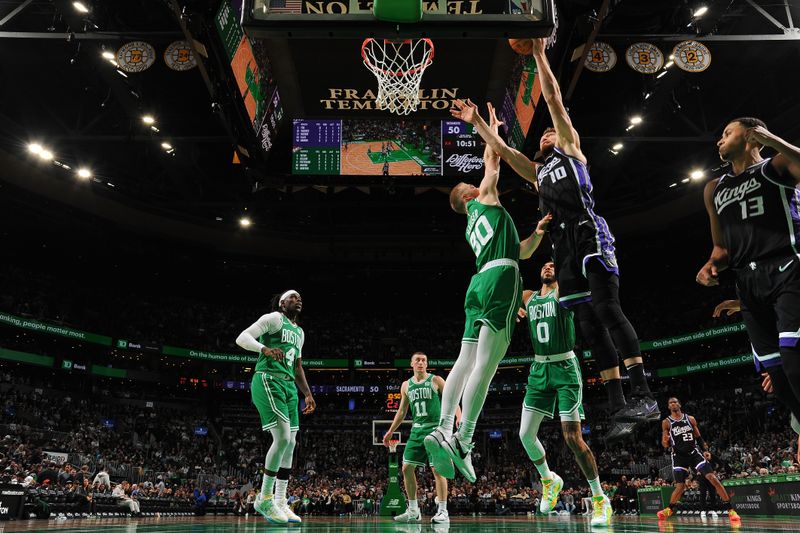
39;149;54;161
681;178;691;183
657;71;667;79
161;142;172;150
612;143;624;151
28;143;43;155
664;60;674;69
669;183;678;188
77;168;92;179
101;51;114;60
693;6;708;18
239;217;252;228
690;169;705;180
142;115;155;125
73;1;89;13
630;116;643;125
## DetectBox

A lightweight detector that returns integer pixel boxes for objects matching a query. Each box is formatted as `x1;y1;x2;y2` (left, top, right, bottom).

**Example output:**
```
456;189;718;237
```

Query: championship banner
672;40;711;72
164;40;197;71
625;42;664;74
116;42;157;73
0;311;112;345
584;42;617;73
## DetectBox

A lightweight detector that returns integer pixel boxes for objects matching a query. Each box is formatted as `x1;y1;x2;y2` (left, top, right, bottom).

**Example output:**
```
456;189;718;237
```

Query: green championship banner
0;311;112;346
656;353;752;378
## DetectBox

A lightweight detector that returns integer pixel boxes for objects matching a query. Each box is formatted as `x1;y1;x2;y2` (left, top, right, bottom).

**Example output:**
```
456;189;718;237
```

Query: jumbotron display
292;119;484;177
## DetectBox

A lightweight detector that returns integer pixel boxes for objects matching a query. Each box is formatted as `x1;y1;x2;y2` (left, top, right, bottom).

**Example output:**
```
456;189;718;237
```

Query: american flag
269;0;302;14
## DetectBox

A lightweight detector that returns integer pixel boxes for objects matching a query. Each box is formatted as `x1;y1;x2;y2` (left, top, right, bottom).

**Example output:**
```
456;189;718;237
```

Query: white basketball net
388;439;400;453
361;38;434;116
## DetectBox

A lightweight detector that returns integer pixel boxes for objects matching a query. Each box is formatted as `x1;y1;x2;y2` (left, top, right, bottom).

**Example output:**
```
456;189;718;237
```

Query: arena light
690;169;705;180
101;50;114;60
239;217;252;228
161;142;172;150
669;182;678;188
28;143;43;154
77;168;92;179
150;126;160;133
664;60;674;69
612;143;624;151
73;1;89;13
657;71;667;79
39;149;54;161
142;115;155;125
681;178;690;183
693;6;708;18
116;69;128;78
630;116;643;125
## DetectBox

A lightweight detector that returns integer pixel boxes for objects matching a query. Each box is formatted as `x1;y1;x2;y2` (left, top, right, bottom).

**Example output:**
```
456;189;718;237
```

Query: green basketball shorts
523;355;585;422
403;426;436;468
251;371;299;431
462;262;522;345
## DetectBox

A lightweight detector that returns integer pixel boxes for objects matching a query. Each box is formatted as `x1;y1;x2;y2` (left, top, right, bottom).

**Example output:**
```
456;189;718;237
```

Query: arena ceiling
0;0;799;244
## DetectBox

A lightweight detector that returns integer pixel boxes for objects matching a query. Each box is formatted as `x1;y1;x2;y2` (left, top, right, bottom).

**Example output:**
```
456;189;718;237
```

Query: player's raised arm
530;38;584;164
451;99;537;185
746;126;800;184
476;103;504;205
382;381;410;447
688;416;709;454
519;213;552;260
696;179;729;286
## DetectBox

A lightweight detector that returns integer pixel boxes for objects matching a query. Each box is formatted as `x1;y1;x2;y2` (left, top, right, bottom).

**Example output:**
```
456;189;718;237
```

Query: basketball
508;38;533;55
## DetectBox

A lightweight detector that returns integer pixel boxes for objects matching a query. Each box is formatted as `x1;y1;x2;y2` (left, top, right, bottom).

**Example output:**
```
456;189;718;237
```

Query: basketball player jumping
657;397;740;523
519;261;613;526
696;118;800;442
425;107;550;482
382;352;461;524
236;290;316;524
451;37;658;442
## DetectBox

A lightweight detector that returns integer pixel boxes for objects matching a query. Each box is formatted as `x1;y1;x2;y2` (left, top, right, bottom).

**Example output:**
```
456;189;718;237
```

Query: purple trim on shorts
560;295;592;308
583;254;620;277
780;336;800;348
753;356;783;372
570;156;617;251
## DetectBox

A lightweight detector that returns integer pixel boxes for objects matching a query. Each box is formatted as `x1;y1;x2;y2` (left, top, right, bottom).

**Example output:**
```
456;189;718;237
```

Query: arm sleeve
236;312;283;353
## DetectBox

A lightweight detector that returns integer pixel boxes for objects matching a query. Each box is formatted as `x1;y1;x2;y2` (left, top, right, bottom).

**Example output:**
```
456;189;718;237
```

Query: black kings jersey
713;158;800;269
536;147;609;227
667;414;699;454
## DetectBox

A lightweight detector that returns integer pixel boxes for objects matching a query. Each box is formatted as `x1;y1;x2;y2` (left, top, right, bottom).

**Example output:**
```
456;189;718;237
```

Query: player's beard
541;275;556;284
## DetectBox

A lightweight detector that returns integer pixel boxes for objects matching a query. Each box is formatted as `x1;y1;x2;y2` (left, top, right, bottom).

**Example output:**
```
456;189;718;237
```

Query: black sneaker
604;419;637;444
613;395;660;423
442;435;476;483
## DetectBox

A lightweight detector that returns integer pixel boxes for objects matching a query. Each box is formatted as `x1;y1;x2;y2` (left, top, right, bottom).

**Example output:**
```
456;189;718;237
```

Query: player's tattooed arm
530;38;585;164
383;381;410;446
746;126;800;184
450;99;537;186
661;419;671;449
696;179;729;286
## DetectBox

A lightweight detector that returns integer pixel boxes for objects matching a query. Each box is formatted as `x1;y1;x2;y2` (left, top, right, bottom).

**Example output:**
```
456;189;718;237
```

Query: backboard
243;0;555;39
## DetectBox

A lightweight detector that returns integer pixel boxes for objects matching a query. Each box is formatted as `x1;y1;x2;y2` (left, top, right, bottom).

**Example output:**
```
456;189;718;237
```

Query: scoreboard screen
385;392;402;413
292;120;342;175
292;119;484;177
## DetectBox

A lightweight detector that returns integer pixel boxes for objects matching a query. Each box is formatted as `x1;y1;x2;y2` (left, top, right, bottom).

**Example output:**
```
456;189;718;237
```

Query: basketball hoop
361;38;434;116
388;439;400;453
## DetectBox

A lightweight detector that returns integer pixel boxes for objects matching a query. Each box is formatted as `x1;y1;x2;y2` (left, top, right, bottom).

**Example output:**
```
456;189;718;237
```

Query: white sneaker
590;495;613;527
709;511;719;519
700;511;707;519
441;435;476;482
279;502;301;523
431;509;450;523
393;508;421;522
254;493;288;524
539;473;564;513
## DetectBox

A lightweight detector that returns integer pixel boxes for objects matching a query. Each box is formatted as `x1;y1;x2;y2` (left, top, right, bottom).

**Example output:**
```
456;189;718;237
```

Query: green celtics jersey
526;288;575;357
407;374;440;429
465;200;520;271
256;314;304;378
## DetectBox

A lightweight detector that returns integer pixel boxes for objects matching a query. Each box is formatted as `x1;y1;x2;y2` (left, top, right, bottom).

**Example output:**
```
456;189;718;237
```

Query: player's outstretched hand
695;262;719;286
487;102;503;132
382;430;393;447
536;213;553;235
302;394;316;414
761;372;773;394
713;300;741;317
531;37;547;56
450;99;479;124
261;346;285;362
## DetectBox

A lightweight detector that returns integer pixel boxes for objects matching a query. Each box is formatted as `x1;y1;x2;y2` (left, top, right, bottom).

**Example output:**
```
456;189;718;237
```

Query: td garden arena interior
1;0;800;532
